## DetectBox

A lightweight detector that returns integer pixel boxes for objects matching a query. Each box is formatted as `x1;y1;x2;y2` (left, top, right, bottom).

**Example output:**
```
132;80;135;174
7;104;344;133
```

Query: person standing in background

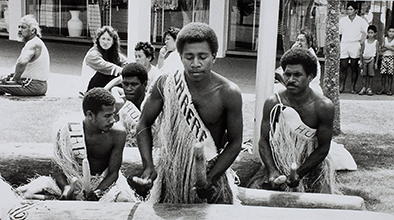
339;2;368;94
359;25;379;96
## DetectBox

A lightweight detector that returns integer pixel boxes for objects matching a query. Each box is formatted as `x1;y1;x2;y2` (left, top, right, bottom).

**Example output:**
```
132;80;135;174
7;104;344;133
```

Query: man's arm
13;41;39;82
258;96;282;187
136;76;165;182
360;42;365;65
375;40;380;69
53;165;77;199
206;83;243;184
296;98;334;180
95;127;126;192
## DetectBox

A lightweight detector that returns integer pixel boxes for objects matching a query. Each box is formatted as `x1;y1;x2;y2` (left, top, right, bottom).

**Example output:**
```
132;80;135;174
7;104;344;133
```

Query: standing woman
85;26;128;91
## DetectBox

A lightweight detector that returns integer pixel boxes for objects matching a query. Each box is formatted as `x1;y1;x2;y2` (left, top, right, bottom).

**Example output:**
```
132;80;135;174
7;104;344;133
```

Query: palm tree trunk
323;0;341;135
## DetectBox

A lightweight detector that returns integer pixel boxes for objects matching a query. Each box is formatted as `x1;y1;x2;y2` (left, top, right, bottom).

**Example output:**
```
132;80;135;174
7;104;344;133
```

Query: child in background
378;25;394;96
359;25;379;96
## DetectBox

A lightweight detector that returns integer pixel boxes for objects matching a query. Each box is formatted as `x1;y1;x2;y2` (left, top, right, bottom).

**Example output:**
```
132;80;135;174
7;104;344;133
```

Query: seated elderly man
249;48;336;193
0;15;49;96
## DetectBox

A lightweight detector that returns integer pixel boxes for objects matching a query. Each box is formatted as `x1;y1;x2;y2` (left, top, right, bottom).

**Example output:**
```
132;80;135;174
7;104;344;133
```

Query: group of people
339;2;393;96
4;15;341;204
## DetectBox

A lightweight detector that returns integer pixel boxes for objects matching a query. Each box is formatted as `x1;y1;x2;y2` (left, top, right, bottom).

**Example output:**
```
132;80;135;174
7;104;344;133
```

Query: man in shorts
339;2;368;93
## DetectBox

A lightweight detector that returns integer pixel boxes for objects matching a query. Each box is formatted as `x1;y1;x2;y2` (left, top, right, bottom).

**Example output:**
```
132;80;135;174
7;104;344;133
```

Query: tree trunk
324;0;340;135
281;0;291;52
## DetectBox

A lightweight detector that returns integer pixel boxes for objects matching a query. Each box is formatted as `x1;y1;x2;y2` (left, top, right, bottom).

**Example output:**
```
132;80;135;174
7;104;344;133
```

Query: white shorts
340;41;361;59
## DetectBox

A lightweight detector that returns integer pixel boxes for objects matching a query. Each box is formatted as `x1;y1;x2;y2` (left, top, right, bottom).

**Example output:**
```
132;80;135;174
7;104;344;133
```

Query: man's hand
84;190;100;201
60;185;74;200
129;168;157;198
140;167;157;184
287;163;300;188
287;176;300;188
159;46;168;59
196;182;217;203
268;169;286;190
60;177;77;200
0;73;14;84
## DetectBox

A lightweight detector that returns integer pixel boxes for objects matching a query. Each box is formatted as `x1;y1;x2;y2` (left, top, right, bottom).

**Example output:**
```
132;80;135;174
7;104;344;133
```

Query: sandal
358;87;366;95
387;91;393;96
366;88;373;96
377;89;385;95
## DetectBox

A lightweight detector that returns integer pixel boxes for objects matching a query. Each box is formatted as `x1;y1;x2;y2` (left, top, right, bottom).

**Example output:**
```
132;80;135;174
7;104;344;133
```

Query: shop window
23;0;128;41
151;0;210;43
228;0;260;52
0;0;8;34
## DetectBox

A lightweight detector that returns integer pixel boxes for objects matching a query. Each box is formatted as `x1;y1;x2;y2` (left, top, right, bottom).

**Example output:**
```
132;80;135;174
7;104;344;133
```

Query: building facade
1;0;393;58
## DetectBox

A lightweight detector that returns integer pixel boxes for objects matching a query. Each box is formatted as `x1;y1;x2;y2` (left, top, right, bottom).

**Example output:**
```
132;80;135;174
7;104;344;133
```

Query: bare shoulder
27;37;43;49
110;123;126;144
313;93;335;119
314;93;334;109
212;72;242;100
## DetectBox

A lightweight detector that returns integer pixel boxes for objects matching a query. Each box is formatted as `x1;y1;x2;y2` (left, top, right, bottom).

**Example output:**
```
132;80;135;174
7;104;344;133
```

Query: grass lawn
0;95;393;215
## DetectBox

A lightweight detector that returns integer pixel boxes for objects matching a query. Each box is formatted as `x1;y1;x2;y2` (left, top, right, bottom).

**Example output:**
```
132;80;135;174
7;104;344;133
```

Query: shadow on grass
334;133;394;170
0;157;53;187
0;158;143;188
340;184;381;211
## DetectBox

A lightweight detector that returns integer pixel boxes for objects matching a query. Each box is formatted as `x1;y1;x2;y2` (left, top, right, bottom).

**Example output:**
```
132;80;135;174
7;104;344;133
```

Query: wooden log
194;142;207;187
16;201;394;220
237;187;365;210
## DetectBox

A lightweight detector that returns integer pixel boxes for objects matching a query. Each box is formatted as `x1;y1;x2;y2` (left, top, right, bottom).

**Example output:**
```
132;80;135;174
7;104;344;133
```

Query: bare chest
291;104;318;129
190;90;225;126
84;133;113;160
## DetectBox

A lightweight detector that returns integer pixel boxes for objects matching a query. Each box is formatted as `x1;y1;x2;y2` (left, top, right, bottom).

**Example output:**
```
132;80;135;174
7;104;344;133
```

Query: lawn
0;95;393;215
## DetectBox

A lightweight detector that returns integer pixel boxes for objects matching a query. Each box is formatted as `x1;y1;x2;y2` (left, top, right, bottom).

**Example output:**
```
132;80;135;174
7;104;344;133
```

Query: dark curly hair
299;29;314;49
121;62;148;84
164;27;180;41
82;88;116;116
280;48;317;79
94;26;123;66
176;22;218;56
134;41;156;62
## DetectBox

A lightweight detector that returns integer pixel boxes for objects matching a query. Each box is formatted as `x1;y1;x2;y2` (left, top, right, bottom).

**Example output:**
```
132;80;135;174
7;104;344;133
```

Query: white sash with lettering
53;121;135;201
148;70;222;203
269;94;335;193
171;70;217;160
118;100;141;148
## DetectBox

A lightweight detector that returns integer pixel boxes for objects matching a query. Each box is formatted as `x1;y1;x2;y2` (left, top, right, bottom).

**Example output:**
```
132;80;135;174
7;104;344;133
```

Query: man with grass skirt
135;22;243;204
249;48;336;194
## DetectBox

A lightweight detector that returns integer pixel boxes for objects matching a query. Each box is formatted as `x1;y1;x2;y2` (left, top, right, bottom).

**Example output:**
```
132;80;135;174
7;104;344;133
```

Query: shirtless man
53;88;135;201
113;62;147;148
136;22;243;203
256;48;335;193
0;14;50;96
